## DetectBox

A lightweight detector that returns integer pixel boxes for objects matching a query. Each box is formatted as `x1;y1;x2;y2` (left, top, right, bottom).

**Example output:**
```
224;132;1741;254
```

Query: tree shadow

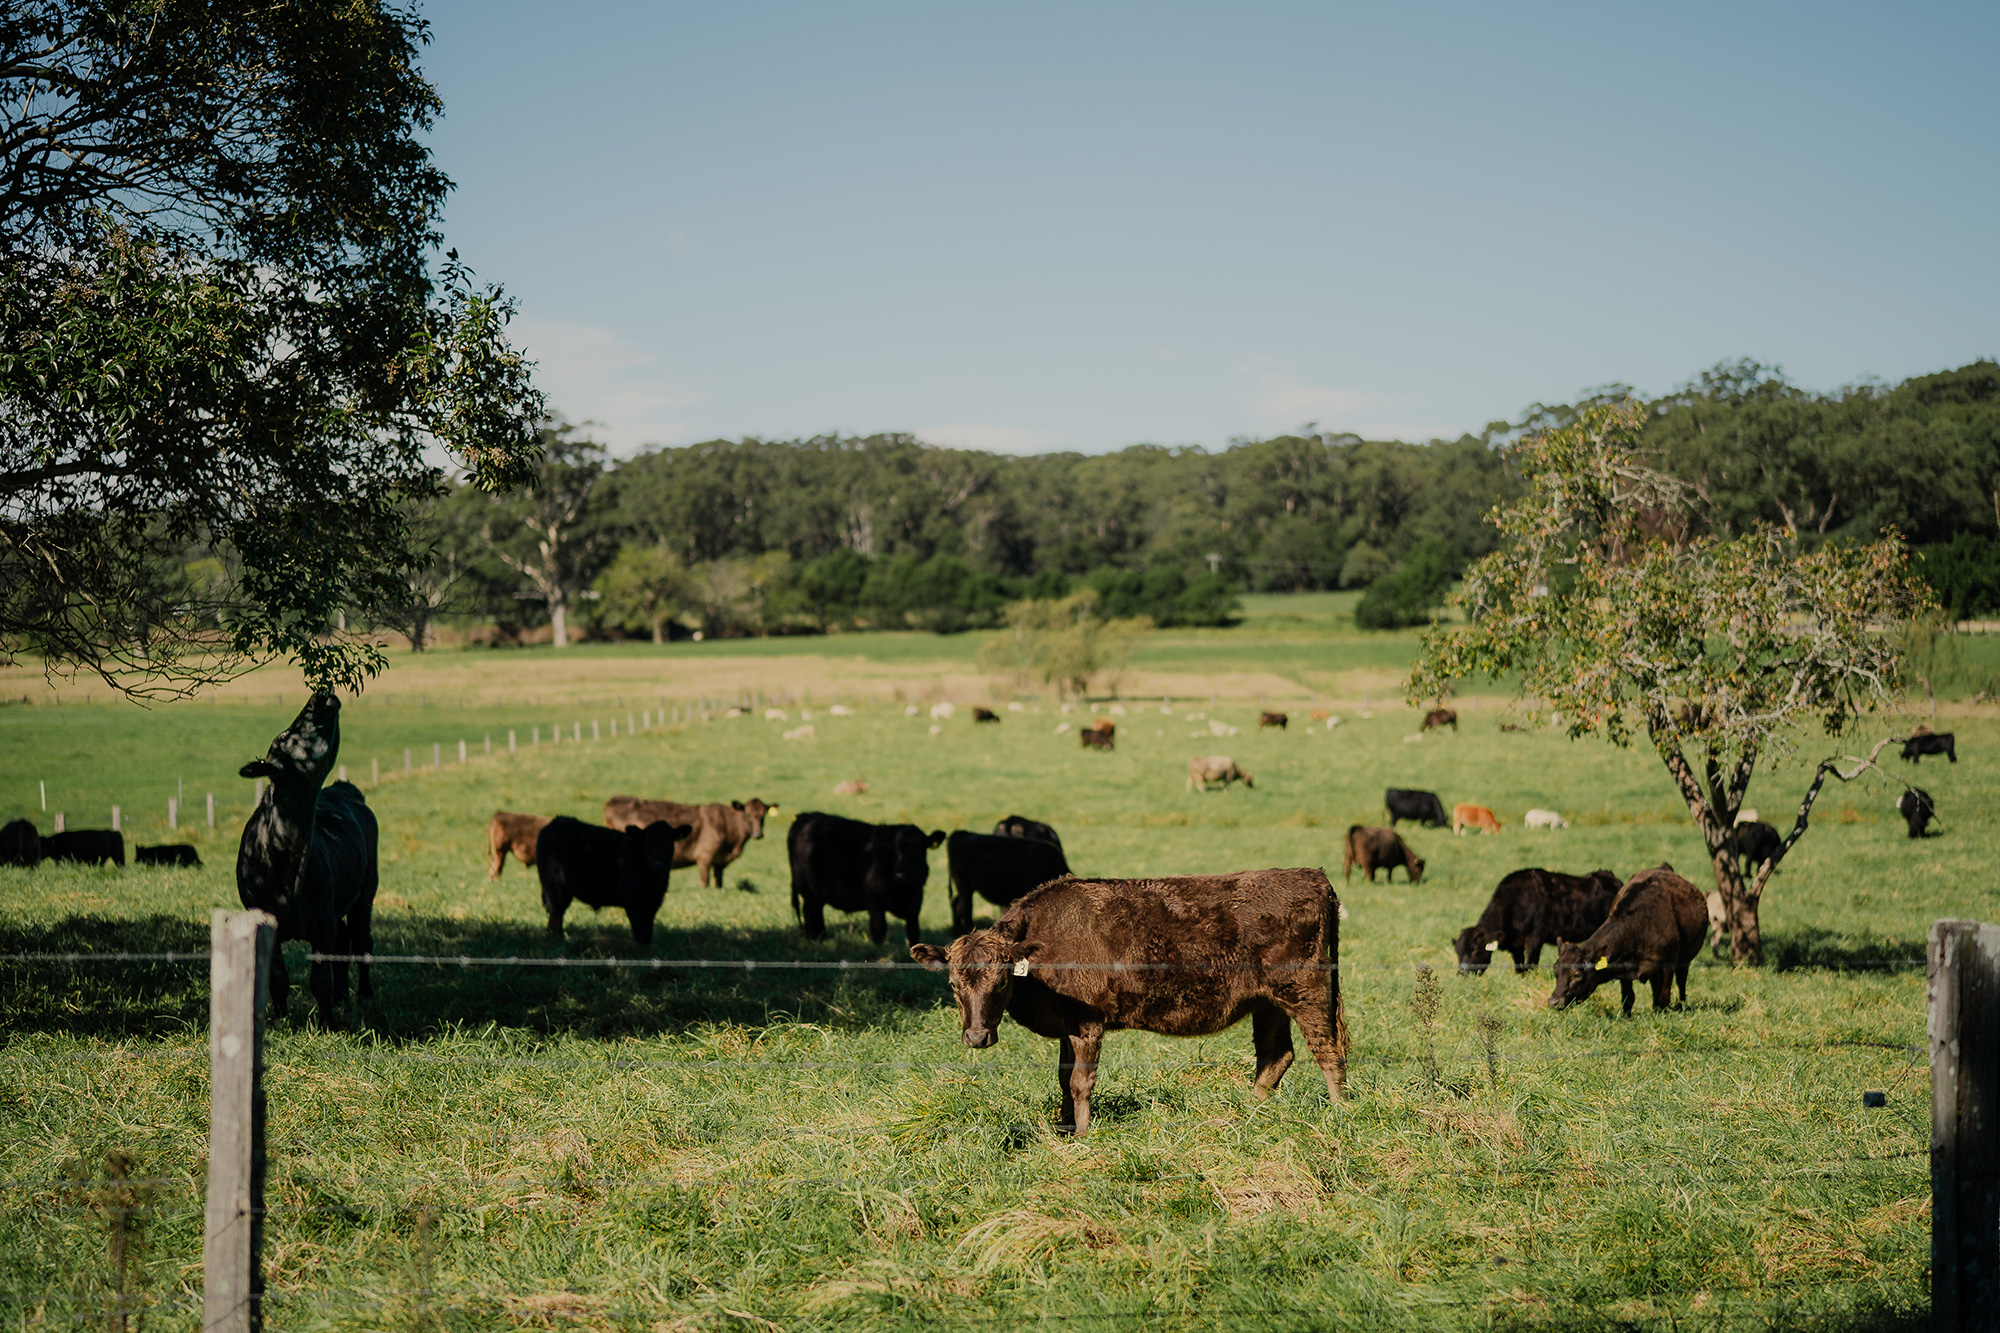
1766;928;1929;974
0;912;948;1043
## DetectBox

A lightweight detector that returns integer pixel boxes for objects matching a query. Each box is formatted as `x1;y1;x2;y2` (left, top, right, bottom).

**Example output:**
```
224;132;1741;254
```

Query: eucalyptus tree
1407;404;1928;964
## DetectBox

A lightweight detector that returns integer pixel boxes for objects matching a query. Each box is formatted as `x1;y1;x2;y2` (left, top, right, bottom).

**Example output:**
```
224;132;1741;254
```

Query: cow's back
948;830;1070;906
789;811;865;909
305;782;378;919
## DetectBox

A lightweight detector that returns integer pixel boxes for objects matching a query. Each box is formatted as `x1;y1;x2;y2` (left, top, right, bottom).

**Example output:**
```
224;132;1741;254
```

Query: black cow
993;814;1064;853
947;829;1072;936
1;819;42;866
136;844;202;868
972;707;1001;723
1454;868;1621;974
42;830;125;866
1385;788;1449;828
789;812;945;947
236;692;379;1024
1901;731;1956;764
1080;727;1115;751
1731;821;1782;875
536;816;692;945
1898;788;1936;839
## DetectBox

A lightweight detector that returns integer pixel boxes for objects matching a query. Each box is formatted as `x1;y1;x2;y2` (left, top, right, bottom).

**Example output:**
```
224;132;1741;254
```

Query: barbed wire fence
0;916;1974;1331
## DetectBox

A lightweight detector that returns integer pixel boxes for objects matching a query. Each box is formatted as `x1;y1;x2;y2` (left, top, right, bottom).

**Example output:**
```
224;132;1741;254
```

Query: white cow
1524;809;1568;829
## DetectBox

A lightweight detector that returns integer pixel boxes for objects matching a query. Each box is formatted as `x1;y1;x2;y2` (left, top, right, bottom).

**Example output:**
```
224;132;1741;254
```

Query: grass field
1;597;1986;1329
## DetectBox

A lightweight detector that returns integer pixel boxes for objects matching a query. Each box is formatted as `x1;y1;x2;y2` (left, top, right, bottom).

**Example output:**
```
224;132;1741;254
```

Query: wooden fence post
205;909;275;1333
1931;917;2000;1331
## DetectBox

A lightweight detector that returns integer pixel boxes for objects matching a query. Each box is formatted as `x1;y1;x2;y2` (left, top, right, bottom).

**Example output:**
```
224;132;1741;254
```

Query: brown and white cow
1452;803;1502;836
911;868;1349;1136
605;796;777;888
1187;756;1253;792
488;811;552;880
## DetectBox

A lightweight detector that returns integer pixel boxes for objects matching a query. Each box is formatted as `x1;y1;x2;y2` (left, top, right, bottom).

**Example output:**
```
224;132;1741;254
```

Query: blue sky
420;1;1998;455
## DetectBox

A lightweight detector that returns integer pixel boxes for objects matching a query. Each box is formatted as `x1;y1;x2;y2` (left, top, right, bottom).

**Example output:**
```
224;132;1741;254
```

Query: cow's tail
1340;825;1362;881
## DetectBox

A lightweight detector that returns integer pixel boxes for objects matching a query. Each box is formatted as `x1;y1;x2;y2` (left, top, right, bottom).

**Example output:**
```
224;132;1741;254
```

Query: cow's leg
951;879;972;938
801;896;828;940
1280;987;1348;1100
488;834;505;880
349;899;375;999
1250;1006;1295;1097
1522;937;1544;971
1676;958;1691;1007
711;857;726;890
542;880;570;938
1650;971;1672;1011
697;855;713;889
1619;978;1635;1016
867;908;888;945
1060;1026;1103;1136
268;948;291;1021
903;914;921;949
628;906;656;948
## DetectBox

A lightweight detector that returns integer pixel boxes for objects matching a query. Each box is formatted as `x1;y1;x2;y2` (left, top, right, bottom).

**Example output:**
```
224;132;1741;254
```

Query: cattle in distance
42;829;125;866
235;691;379;1023
1732;820;1782;874
536;816;691;946
1454;868;1621;973
1421;708;1458;732
946;829;1072;936
1897;788;1936;838
1384;789;1449;828
605;796;776;889
1452;803;1502;836
972;707;1001;723
992;815;1064;852
136;844;202;868
1548;864;1708;1015
1523;808;1568;829
1901;728;1956;764
1080;727;1115;750
788;812;945;947
911;868;1349;1136
1342;825;1424;884
1258;711;1288;729
1187;756;1253;791
0;819;40;867
487;811;552;880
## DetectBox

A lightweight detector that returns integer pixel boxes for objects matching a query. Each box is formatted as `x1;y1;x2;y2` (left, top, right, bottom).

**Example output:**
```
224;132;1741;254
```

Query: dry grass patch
1210;1155;1325;1219
952;1209;1122;1272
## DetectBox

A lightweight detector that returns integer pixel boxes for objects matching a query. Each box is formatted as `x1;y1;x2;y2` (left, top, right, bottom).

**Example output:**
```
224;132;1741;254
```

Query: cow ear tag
1594;956;1609;971
1485;941;1499;951
1012;959;1031;977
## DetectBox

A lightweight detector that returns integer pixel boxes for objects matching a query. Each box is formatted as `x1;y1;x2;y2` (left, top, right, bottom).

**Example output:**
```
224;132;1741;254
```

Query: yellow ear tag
1485;941;1499;951
1012;960;1030;977
1594;957;1609;971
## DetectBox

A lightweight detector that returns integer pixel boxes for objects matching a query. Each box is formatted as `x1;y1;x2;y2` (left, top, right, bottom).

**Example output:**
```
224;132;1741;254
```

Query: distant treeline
410;358;2000;643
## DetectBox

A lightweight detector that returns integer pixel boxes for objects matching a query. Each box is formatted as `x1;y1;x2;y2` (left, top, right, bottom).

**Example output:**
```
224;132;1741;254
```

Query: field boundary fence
0;913;1972;1328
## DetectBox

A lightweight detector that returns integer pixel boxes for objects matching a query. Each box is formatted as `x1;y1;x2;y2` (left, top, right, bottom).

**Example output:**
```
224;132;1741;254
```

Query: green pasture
0;612;1983;1329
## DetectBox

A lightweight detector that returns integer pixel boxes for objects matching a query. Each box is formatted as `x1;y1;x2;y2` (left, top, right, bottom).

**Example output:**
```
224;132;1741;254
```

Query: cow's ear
732;800;745;810
673;824;694;840
239;760;276;779
910;943;949;971
926;829;947;848
1011;942;1041;963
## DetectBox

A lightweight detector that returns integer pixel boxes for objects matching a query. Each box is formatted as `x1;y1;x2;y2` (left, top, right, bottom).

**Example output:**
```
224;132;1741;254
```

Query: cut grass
0;620;1969;1329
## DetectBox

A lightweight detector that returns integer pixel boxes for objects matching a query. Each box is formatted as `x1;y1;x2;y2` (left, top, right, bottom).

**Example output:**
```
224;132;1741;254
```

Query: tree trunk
651;614;666;645
550;599;568;648
1652;730;1764;965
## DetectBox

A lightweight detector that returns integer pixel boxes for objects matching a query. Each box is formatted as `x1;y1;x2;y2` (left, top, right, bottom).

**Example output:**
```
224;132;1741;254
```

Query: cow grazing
993;815;1064;853
1452;803;1502;836
1080;727;1115;751
235;692;379;1023
42;829;125;866
536;816;691;945
605;796;776;888
136;844;202;868
1732;820;1782;874
910;868;1349;1136
973;707;1001;724
1421;708;1458;732
1259;711;1288;730
1499;723;1526;733
1342;825;1424;884
1187;756;1253;792
1309;709;1334;722
0;819;41;867
1523;809;1568;830
487;811;552;880
1897;788;1935;838
946;829;1072;936
1384;789;1449;828
788;812;945;946
1548;864;1708;1015
1454;868;1621;973
1901;731;1956;764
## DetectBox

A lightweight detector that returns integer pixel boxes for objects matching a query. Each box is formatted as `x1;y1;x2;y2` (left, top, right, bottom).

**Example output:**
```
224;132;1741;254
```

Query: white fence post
204;908;275;1333
1931;917;2000;1330
207;794;215;829
169;797;178;830
111;804;120;832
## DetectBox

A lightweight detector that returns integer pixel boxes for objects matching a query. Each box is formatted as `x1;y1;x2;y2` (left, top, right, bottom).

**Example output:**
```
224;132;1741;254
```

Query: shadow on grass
1766;928;1929;974
0;912;946;1042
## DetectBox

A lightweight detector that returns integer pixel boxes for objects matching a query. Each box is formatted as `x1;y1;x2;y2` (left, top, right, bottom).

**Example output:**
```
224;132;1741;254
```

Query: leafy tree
482;426;613;648
595;546;687;643
1917;533;2000;621
1354;539;1454;630
0;0;543;696
1407;403;1928;964
977;591;1151;700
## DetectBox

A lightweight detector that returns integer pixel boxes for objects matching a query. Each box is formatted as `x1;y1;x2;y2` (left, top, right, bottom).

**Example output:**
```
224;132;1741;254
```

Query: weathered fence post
1931;917;2000;1331
205;908;275;1333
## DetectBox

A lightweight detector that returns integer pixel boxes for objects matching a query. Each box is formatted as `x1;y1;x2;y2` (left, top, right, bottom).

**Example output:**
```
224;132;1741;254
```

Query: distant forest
414;358;2000;643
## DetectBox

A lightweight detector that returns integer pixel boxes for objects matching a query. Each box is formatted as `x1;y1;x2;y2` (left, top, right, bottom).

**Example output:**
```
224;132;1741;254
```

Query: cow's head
732;798;775;838
911;920;1039;1049
239;691;341;789
1546;940;1610;1008
1405;852;1426;885
1453;925;1500;973
636;821;695;870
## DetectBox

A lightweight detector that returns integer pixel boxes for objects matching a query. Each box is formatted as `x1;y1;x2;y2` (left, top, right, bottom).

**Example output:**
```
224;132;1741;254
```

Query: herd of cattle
0;821;201;869
0;692;1966;1135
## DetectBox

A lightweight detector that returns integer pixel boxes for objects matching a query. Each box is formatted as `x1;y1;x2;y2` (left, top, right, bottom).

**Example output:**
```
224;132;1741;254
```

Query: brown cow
1548;864;1707;1015
1452;803;1502;836
1080;727;1115;751
1090;718;1117;738
488;811;552;880
1258;711;1288;729
1421;708;1458;732
604;796;777;888
1187;755;1253;791
910;868;1349;1136
972;707;1001;723
1341;825;1424;883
